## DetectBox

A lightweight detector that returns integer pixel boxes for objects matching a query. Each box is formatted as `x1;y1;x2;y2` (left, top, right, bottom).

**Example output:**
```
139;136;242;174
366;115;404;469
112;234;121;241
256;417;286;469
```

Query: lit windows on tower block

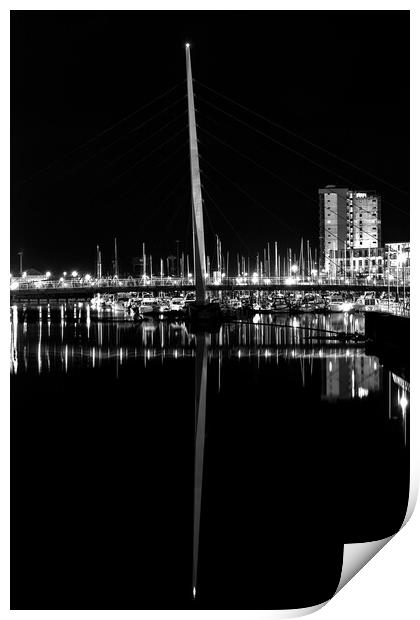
319;186;382;279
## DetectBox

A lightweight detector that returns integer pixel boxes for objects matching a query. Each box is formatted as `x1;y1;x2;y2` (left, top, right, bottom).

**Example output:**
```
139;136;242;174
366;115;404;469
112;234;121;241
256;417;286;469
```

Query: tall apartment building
319;186;382;278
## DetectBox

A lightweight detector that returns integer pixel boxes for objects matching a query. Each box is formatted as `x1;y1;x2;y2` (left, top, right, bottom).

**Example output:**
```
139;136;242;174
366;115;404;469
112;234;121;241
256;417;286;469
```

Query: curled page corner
334;403;416;598
401;463;418;529
268;458;417;618
335;536;393;595
262;602;328;618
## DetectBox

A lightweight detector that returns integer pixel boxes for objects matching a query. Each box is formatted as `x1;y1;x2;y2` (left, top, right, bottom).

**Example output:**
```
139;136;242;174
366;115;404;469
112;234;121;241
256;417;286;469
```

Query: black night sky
11;10;410;275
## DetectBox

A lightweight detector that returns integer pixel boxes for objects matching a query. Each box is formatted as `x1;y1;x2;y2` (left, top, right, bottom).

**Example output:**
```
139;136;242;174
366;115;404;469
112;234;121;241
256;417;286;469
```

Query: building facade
319;186;382;278
328;247;385;281
385;242;410;283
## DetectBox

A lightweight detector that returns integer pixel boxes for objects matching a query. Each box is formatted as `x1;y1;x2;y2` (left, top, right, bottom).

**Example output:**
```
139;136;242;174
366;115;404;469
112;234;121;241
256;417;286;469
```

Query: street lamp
371;266;376;286
397;253;406;305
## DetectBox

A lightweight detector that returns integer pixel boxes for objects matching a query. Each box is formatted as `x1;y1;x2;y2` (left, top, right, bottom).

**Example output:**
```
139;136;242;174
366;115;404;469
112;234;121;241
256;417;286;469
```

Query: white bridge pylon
186;43;207;304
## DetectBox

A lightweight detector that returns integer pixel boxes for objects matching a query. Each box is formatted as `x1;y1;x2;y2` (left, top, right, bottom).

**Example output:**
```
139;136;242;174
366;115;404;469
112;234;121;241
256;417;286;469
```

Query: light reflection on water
9;304;409;445
9;304;405;406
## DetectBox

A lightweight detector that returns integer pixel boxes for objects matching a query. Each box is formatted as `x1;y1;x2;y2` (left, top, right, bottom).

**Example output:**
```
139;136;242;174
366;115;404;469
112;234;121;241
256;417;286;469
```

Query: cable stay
196;99;408;217
201;185;251;254
103;109;187;171
199;108;397;224
16;82;185;188
195;79;409;199
115;140;188;202
109;125;187;185
199;156;298;236
76;97;187;174
199;157;355;276
198;124;382;245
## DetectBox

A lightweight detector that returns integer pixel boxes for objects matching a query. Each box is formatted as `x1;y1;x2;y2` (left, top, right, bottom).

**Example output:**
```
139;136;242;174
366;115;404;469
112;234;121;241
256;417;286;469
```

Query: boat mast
186;43;206;303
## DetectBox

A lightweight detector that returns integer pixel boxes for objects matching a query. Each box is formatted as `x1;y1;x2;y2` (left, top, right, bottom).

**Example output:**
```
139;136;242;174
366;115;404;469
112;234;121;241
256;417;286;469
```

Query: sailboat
185;43;222;325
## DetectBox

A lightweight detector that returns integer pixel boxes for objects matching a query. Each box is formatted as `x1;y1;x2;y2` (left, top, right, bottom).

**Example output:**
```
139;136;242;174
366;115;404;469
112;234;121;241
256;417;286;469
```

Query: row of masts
94;237;319;280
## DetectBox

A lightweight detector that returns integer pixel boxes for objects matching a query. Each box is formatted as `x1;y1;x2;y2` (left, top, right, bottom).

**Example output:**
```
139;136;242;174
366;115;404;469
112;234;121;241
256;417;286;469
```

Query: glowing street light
63;271;67;277
291;264;298;274
71;271;78;278
45;271;51;278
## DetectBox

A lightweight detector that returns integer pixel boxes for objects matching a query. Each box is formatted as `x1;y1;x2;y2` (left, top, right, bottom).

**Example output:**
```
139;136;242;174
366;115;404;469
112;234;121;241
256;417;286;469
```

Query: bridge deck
10;279;409;302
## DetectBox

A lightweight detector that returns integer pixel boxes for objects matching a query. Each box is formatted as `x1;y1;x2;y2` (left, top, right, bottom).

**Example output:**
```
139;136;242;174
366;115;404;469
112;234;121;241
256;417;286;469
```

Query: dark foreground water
10;306;410;610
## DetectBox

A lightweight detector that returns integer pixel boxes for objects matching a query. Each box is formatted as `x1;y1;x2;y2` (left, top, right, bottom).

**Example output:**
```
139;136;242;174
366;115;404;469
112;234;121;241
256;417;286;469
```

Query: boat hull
187;301;222;325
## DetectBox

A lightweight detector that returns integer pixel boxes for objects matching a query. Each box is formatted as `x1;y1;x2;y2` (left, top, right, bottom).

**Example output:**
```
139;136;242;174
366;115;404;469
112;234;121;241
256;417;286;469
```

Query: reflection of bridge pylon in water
185;43;221;323
192;332;209;599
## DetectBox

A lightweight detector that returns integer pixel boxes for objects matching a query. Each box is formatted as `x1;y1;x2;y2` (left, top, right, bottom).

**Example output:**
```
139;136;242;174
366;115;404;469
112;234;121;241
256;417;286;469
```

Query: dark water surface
10;306;410;610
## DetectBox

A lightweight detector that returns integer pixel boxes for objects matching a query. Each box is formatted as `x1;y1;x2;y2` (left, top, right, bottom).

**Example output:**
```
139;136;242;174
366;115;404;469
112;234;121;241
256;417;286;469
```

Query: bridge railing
10;275;410;291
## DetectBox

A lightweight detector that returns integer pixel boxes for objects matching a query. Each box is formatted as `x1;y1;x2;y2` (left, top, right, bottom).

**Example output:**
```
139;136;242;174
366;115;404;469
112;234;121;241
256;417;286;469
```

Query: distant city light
71;271;78;278
399;392;408;414
45;271;51;278
85;274;92;281
59;277;64;282
291;264;298;273
63;271;67;276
